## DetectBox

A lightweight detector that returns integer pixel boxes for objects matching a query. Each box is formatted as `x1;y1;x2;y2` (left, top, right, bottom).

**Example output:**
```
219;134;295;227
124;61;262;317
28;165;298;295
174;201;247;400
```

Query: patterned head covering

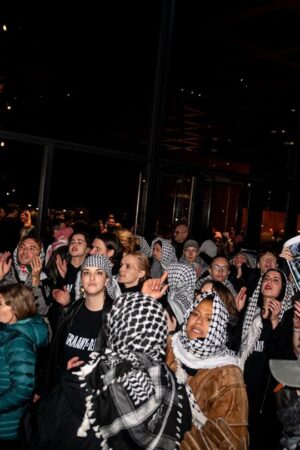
171;292;238;431
74;255;113;300
135;234;152;257
106;291;167;361
180;292;229;357
76;292;191;449
167;262;196;325
172;292;238;369
239;268;294;369
81;254;113;280
242;268;293;337
151;237;178;271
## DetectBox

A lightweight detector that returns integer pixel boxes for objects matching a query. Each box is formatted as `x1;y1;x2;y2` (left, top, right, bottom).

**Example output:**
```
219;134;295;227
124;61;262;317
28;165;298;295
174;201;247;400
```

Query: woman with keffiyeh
76;292;191;449
238;268;295;450
150;237;178;278
166;292;249;450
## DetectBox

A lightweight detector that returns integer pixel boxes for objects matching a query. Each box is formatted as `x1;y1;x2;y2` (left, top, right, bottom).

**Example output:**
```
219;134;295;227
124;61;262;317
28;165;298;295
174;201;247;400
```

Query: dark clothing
55;262;80;299
244;309;295;450
275;387;300;449
228;263;253;293
172;240;185;260
42;295;113;396
0;217;22;253
25;372;100;450
63;305;102;365
0;439;26;450
119;282;143;294
48;261;81;334
27;293;113;450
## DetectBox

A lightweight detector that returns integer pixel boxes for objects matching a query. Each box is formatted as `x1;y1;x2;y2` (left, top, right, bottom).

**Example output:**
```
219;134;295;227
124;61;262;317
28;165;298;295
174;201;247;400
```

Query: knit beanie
183;239;200;250
81;254;113;279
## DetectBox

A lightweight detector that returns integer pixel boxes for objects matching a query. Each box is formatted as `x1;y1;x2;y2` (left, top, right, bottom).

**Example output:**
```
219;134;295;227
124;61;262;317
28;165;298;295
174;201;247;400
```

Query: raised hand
0;252;12;280
141;271;168;299
269;299;282;328
293;300;300;328
165;310;177;333
31;255;42;286
56;254;68;278
235;287;247;312
52;286;71;306
279;247;293;261
67;356;84;370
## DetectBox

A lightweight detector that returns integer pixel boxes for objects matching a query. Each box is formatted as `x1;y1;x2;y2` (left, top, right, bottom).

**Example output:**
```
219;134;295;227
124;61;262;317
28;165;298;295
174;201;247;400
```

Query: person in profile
0;284;48;449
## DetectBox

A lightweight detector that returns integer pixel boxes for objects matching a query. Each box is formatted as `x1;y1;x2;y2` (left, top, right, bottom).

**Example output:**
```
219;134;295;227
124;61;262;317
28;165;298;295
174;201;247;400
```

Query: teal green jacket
0;314;48;440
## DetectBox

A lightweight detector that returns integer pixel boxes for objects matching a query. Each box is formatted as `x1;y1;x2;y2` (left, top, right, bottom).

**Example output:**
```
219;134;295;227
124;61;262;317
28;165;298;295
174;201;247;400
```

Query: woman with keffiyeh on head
166;262;197;329
238;268;296;450
166;292;249;450
76;292;191;449
150;237;178;278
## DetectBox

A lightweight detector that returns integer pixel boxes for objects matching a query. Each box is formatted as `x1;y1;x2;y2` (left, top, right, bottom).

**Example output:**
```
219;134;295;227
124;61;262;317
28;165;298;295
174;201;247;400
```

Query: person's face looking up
258;252;277;274
17;238;40;266
186;299;213;340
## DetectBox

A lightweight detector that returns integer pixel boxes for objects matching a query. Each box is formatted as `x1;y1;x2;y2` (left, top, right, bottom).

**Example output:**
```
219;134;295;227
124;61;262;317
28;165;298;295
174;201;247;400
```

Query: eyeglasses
211;265;229;273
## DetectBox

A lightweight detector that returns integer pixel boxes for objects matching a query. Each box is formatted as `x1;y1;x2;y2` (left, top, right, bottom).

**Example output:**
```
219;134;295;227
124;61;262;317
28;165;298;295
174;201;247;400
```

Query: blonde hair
115;228;139;254
121;252;150;282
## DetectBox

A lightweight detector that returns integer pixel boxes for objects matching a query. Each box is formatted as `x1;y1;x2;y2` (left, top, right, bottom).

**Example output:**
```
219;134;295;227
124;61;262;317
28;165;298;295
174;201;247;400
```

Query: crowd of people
0;204;299;449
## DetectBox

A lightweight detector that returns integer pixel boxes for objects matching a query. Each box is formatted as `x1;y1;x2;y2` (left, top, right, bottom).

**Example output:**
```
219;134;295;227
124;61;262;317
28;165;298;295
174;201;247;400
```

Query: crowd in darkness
0;202;300;449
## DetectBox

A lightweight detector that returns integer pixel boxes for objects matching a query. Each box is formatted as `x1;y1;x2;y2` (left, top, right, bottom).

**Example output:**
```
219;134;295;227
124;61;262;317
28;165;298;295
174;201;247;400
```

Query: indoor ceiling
161;0;300;178
0;1;300;182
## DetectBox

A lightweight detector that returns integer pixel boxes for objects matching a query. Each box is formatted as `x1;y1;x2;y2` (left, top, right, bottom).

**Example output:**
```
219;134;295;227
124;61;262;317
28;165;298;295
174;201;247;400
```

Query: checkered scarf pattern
167;263;197;325
106;291;168;361
151;237;178;271
150;258;164;278
239;269;294;369
135;234;152;257
105;274;122;301
75;254;113;300
77;292;190;449
177;292;230;359
81;254;113;279
241;269;294;339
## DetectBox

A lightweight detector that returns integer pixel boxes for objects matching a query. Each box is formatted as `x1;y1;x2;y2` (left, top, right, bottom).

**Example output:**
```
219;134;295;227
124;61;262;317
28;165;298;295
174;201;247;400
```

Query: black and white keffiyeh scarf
150;238;178;278
172;292;238;430
167;263;196;325
76;292;191;449
74;254;114;300
135;234;152;257
172;292;239;369
239;269;294;370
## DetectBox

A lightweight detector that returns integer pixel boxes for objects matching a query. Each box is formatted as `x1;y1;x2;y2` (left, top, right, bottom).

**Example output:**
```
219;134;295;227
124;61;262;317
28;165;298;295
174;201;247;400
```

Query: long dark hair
257;268;287;308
